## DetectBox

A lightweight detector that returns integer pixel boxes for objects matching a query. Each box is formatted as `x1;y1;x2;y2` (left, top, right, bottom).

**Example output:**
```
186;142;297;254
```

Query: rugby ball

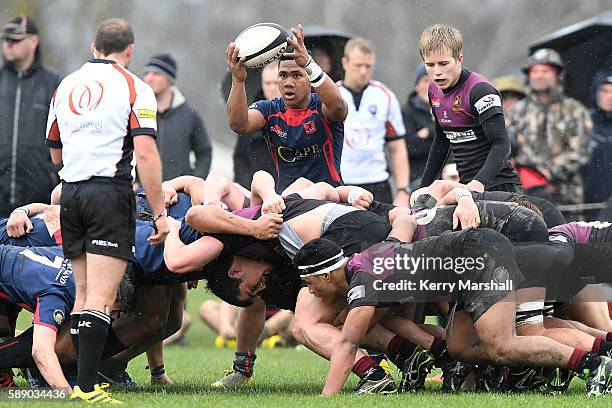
235;23;291;69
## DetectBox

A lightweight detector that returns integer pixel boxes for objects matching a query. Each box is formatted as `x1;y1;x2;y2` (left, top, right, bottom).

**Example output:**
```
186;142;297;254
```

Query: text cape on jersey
428;68;517;187
338;80;406;184
249;94;344;192
45;59;158;183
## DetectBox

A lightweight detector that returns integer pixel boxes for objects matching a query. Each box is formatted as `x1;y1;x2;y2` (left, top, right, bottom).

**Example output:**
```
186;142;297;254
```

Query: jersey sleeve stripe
129;110;141;130
385;121;398;138
47;120;61;142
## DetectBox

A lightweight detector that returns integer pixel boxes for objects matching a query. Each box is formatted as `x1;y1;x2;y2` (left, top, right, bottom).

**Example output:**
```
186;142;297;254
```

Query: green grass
4;288;610;407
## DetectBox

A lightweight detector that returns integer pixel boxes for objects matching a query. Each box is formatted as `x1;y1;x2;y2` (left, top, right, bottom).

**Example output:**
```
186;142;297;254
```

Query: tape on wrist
304;57;325;87
348;187;368;205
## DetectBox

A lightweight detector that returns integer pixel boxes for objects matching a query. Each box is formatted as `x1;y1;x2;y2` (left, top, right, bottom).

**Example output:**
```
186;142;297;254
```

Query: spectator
232;62;278;189
338;37;410;205
0;15;61;216
143;54;212;180
403;65;435;188
492;75;526;115
584;73;612;206
507;48;592;205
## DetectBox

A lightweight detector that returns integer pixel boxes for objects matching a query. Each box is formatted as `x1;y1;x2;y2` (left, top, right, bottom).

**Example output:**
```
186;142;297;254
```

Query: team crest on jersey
53;309;65;325
452;95;463;112
431;99;440;108
271;124;287;138
368;105;377;115
303;120;316;135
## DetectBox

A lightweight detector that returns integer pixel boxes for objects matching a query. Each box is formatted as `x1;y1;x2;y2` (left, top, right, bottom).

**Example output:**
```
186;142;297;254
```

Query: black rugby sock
233;351;257;377
76;310;111;392
70;312;81;357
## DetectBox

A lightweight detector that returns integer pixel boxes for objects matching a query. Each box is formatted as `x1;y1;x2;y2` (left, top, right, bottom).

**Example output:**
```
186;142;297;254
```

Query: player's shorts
60;178;135;260
453;228;523;322
321;209;391;256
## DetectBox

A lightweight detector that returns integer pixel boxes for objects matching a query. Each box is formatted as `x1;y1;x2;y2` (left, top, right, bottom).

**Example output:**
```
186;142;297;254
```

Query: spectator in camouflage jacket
507;49;592;205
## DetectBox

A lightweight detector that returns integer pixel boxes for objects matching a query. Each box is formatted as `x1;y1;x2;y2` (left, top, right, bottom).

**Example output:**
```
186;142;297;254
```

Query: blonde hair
419;24;462;60
344;37;376;57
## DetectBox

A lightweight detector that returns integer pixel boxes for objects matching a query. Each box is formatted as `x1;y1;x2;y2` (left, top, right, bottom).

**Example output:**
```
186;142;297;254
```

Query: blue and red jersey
0;245;74;331
250;93;344;192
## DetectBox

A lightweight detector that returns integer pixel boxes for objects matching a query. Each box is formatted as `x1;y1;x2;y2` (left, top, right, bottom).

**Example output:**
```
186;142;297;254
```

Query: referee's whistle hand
149;216;170;245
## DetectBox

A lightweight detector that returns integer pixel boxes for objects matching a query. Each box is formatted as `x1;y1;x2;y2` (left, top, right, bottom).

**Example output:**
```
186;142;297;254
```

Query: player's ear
457;52;463;65
323;273;331;282
228;267;240;279
90;42;96;56
341;55;349;70
125;44;134;60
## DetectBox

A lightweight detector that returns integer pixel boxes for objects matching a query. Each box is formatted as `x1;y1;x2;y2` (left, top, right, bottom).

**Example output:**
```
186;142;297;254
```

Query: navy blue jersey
251;94;344;192
0;245;74;331
0;213;59;247
133;219;200;274
136;190;192;219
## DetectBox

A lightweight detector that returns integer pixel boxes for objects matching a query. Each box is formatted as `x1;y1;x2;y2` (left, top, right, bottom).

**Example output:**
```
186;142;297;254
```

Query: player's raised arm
285;24;347;122
226;42;266;135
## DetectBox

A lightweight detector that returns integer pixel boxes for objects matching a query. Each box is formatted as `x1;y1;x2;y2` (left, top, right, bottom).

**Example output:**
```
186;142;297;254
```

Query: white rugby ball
235;23;290;69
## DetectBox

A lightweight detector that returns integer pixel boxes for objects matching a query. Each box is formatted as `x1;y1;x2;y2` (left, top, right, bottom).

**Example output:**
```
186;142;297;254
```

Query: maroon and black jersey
423;68;520;189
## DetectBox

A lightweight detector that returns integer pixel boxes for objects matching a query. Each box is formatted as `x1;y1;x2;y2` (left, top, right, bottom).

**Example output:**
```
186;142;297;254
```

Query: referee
46;18;168;403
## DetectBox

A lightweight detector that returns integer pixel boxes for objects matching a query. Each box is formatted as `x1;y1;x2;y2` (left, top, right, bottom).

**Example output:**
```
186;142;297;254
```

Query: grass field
4;288;610;407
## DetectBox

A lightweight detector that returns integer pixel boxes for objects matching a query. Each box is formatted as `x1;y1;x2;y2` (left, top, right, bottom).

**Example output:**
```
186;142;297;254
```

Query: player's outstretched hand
226;42;247;82
149;215;170;245
6;209;33;237
284;24;309;67
252;213;283;240
452;198;480;230
262;194;286;214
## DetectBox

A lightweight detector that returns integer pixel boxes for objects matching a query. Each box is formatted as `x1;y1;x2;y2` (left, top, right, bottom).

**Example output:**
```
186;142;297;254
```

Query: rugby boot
544;367;574;394
97;367;139;390
26;367;48;389
398;346;435;392
70;384;123;404
211;369;252;389
506;366;537;393
582;355;612;396
441;360;471;393
354;366;397;394
474;364;510;392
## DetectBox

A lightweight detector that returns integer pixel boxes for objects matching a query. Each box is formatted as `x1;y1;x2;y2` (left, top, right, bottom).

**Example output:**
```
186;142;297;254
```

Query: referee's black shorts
60;178;135;261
